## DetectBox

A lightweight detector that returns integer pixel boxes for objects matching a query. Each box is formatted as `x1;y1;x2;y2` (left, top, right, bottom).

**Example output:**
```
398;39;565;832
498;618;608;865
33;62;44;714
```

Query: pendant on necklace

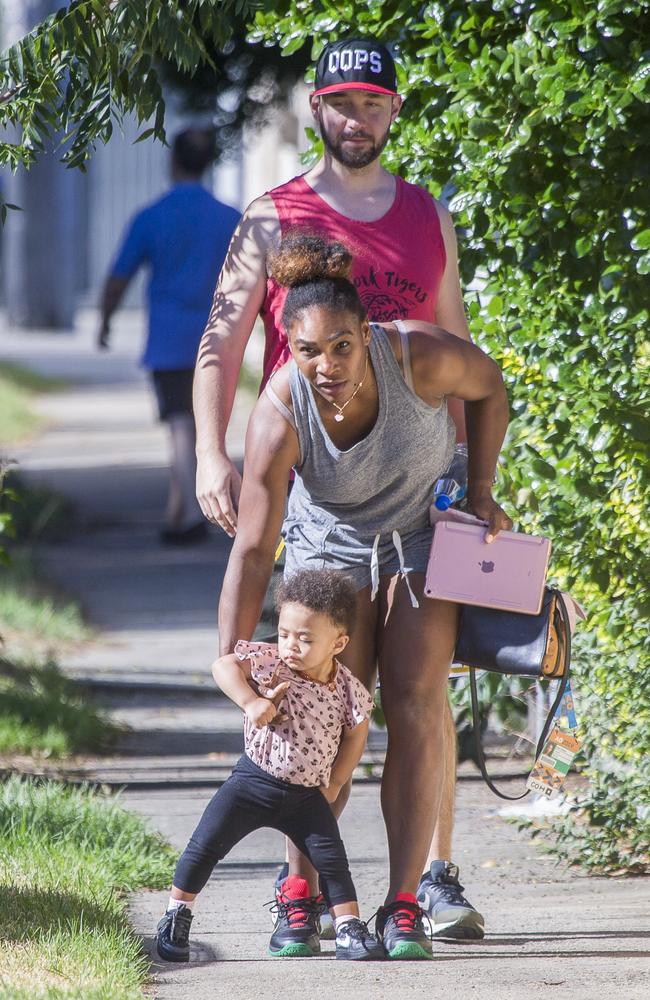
328;351;368;425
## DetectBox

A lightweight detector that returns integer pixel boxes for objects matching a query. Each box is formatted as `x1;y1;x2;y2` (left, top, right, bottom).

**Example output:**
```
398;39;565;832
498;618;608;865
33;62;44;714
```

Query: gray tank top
283;324;455;550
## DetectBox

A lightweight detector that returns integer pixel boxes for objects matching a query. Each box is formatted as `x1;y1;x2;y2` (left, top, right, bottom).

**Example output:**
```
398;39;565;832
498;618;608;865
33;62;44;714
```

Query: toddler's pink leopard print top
235;640;373;788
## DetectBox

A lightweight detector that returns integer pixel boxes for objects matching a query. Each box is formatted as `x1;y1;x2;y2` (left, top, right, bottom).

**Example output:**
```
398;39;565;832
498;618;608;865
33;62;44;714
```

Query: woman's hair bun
268;232;353;287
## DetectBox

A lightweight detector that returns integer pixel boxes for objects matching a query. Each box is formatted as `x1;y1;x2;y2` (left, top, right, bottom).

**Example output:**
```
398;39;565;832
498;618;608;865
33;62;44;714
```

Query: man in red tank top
261;171;447;378
193;38;485;947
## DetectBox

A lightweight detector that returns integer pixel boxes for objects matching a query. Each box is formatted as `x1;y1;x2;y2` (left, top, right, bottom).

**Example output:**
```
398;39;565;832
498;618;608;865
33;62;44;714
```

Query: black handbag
454;587;572;800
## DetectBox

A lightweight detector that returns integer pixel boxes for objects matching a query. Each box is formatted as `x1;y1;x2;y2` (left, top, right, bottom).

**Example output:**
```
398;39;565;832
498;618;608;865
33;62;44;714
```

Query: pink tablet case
424;520;551;615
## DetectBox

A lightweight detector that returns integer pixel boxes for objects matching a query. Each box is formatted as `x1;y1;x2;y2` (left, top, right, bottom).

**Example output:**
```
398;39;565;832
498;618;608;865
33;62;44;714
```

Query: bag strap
469;590;572;801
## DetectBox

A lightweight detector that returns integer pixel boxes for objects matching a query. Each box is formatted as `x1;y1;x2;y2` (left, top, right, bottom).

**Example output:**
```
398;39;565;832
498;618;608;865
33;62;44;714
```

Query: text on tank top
261;174;446;386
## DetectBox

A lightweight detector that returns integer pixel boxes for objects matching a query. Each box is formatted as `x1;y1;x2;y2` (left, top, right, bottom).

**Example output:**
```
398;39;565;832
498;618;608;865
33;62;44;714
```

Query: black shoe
376;897;432;960
335;918;385;961
156;904;193;962
417;861;485;940
160;522;208;546
273;863;334;940
268;875;321;957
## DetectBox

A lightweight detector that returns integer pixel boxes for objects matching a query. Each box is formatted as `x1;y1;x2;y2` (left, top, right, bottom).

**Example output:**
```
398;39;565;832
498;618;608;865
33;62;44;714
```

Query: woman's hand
465;490;513;543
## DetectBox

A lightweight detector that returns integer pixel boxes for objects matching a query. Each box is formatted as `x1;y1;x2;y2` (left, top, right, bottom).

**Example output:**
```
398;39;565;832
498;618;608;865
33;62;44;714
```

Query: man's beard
319;120;391;169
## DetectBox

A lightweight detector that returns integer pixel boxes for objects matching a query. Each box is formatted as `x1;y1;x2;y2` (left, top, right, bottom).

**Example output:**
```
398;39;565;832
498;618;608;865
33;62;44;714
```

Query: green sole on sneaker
268;943;319;957
386;941;432;960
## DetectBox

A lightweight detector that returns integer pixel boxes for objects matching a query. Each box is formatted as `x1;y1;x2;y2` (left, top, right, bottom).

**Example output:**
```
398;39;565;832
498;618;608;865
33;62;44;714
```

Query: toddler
155;569;383;961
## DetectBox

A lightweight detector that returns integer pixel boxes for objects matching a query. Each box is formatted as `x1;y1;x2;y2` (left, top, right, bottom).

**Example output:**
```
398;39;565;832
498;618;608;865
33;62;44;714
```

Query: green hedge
253;0;650;873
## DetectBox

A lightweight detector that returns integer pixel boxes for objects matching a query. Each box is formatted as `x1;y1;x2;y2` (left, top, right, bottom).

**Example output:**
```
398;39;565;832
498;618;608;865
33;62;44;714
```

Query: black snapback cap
313;39;398;98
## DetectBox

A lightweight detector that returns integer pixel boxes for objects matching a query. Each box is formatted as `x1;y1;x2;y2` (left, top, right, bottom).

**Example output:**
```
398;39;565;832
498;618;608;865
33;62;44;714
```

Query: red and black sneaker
273;863;333;940
268;875;321;957
376;892;433;959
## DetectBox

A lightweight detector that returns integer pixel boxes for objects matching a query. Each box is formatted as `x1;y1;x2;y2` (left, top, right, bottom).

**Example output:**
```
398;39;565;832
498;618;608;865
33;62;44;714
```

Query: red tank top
261;173;446;385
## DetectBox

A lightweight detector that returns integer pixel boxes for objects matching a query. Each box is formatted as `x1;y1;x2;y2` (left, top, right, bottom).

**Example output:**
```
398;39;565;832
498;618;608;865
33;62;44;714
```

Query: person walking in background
192;38;485;941
98;128;240;544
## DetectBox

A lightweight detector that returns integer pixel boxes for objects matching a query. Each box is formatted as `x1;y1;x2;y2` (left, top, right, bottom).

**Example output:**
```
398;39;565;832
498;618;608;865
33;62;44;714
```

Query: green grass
2;471;74;544
0;470;79;656
0;362;66;395
0;362;64;446
0;776;176;999
0;374;42;444
0;552;88;648
0;655;116;757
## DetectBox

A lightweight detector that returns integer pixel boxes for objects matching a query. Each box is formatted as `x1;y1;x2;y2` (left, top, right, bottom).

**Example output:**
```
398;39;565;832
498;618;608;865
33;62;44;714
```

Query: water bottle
433;443;468;511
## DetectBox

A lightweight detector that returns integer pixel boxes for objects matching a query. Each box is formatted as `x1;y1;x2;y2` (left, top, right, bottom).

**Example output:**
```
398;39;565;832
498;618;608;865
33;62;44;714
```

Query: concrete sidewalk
1;314;648;999
2;309;251;679
124;781;648;1000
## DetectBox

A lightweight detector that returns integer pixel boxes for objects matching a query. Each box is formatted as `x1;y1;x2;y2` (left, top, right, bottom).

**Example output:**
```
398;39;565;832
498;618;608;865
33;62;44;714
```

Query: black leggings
173;755;356;906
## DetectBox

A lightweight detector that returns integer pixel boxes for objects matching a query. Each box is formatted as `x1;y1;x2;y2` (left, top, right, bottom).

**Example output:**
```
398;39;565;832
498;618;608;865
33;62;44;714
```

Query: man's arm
193;194;280;535
434;204;473;344
98;275;130;348
97;212;148;349
433;202;473;441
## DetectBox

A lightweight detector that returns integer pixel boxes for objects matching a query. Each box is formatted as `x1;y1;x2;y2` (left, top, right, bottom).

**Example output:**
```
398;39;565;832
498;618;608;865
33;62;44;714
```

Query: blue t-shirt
111;183;240;370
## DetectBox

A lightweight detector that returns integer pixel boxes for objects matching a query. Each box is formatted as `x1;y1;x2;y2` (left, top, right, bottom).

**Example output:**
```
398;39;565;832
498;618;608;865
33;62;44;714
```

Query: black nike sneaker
268;875;321;957
273;863;334;940
376;894;433;960
417;861;485;940
156;904;193;962
335;918;385;961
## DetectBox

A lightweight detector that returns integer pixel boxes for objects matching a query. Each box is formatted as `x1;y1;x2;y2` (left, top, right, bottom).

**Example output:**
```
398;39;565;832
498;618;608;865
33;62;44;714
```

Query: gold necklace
331;352;369;422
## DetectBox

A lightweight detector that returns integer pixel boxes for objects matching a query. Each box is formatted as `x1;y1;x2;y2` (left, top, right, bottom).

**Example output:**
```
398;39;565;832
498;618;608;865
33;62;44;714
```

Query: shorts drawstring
392;530;420;609
370;531;420;609
370;533;381;603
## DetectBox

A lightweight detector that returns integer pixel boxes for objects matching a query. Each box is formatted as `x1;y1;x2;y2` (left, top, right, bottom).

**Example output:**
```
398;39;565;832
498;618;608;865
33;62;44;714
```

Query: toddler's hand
245;681;290;727
320;782;342;804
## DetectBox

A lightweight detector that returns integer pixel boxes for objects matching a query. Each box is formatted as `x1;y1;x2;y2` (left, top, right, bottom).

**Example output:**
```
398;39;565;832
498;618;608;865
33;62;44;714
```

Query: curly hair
275;569;357;636
267;231;366;332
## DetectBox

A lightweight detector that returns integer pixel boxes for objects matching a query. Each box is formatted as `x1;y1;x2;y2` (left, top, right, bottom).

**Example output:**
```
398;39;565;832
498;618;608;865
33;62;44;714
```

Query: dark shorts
150;368;194;421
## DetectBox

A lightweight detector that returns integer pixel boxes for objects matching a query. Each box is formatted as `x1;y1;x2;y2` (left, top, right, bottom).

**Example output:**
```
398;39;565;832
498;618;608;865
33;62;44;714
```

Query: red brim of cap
311;82;398;98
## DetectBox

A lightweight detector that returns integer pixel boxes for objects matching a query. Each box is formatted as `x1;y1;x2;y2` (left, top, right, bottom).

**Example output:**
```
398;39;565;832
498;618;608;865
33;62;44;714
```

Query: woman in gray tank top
218;234;511;955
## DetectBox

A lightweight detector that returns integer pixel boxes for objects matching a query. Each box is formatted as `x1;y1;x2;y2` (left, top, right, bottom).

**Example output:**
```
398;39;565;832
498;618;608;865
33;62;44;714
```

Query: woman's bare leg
286;584;378;893
426;701;457;865
377;572;458;901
